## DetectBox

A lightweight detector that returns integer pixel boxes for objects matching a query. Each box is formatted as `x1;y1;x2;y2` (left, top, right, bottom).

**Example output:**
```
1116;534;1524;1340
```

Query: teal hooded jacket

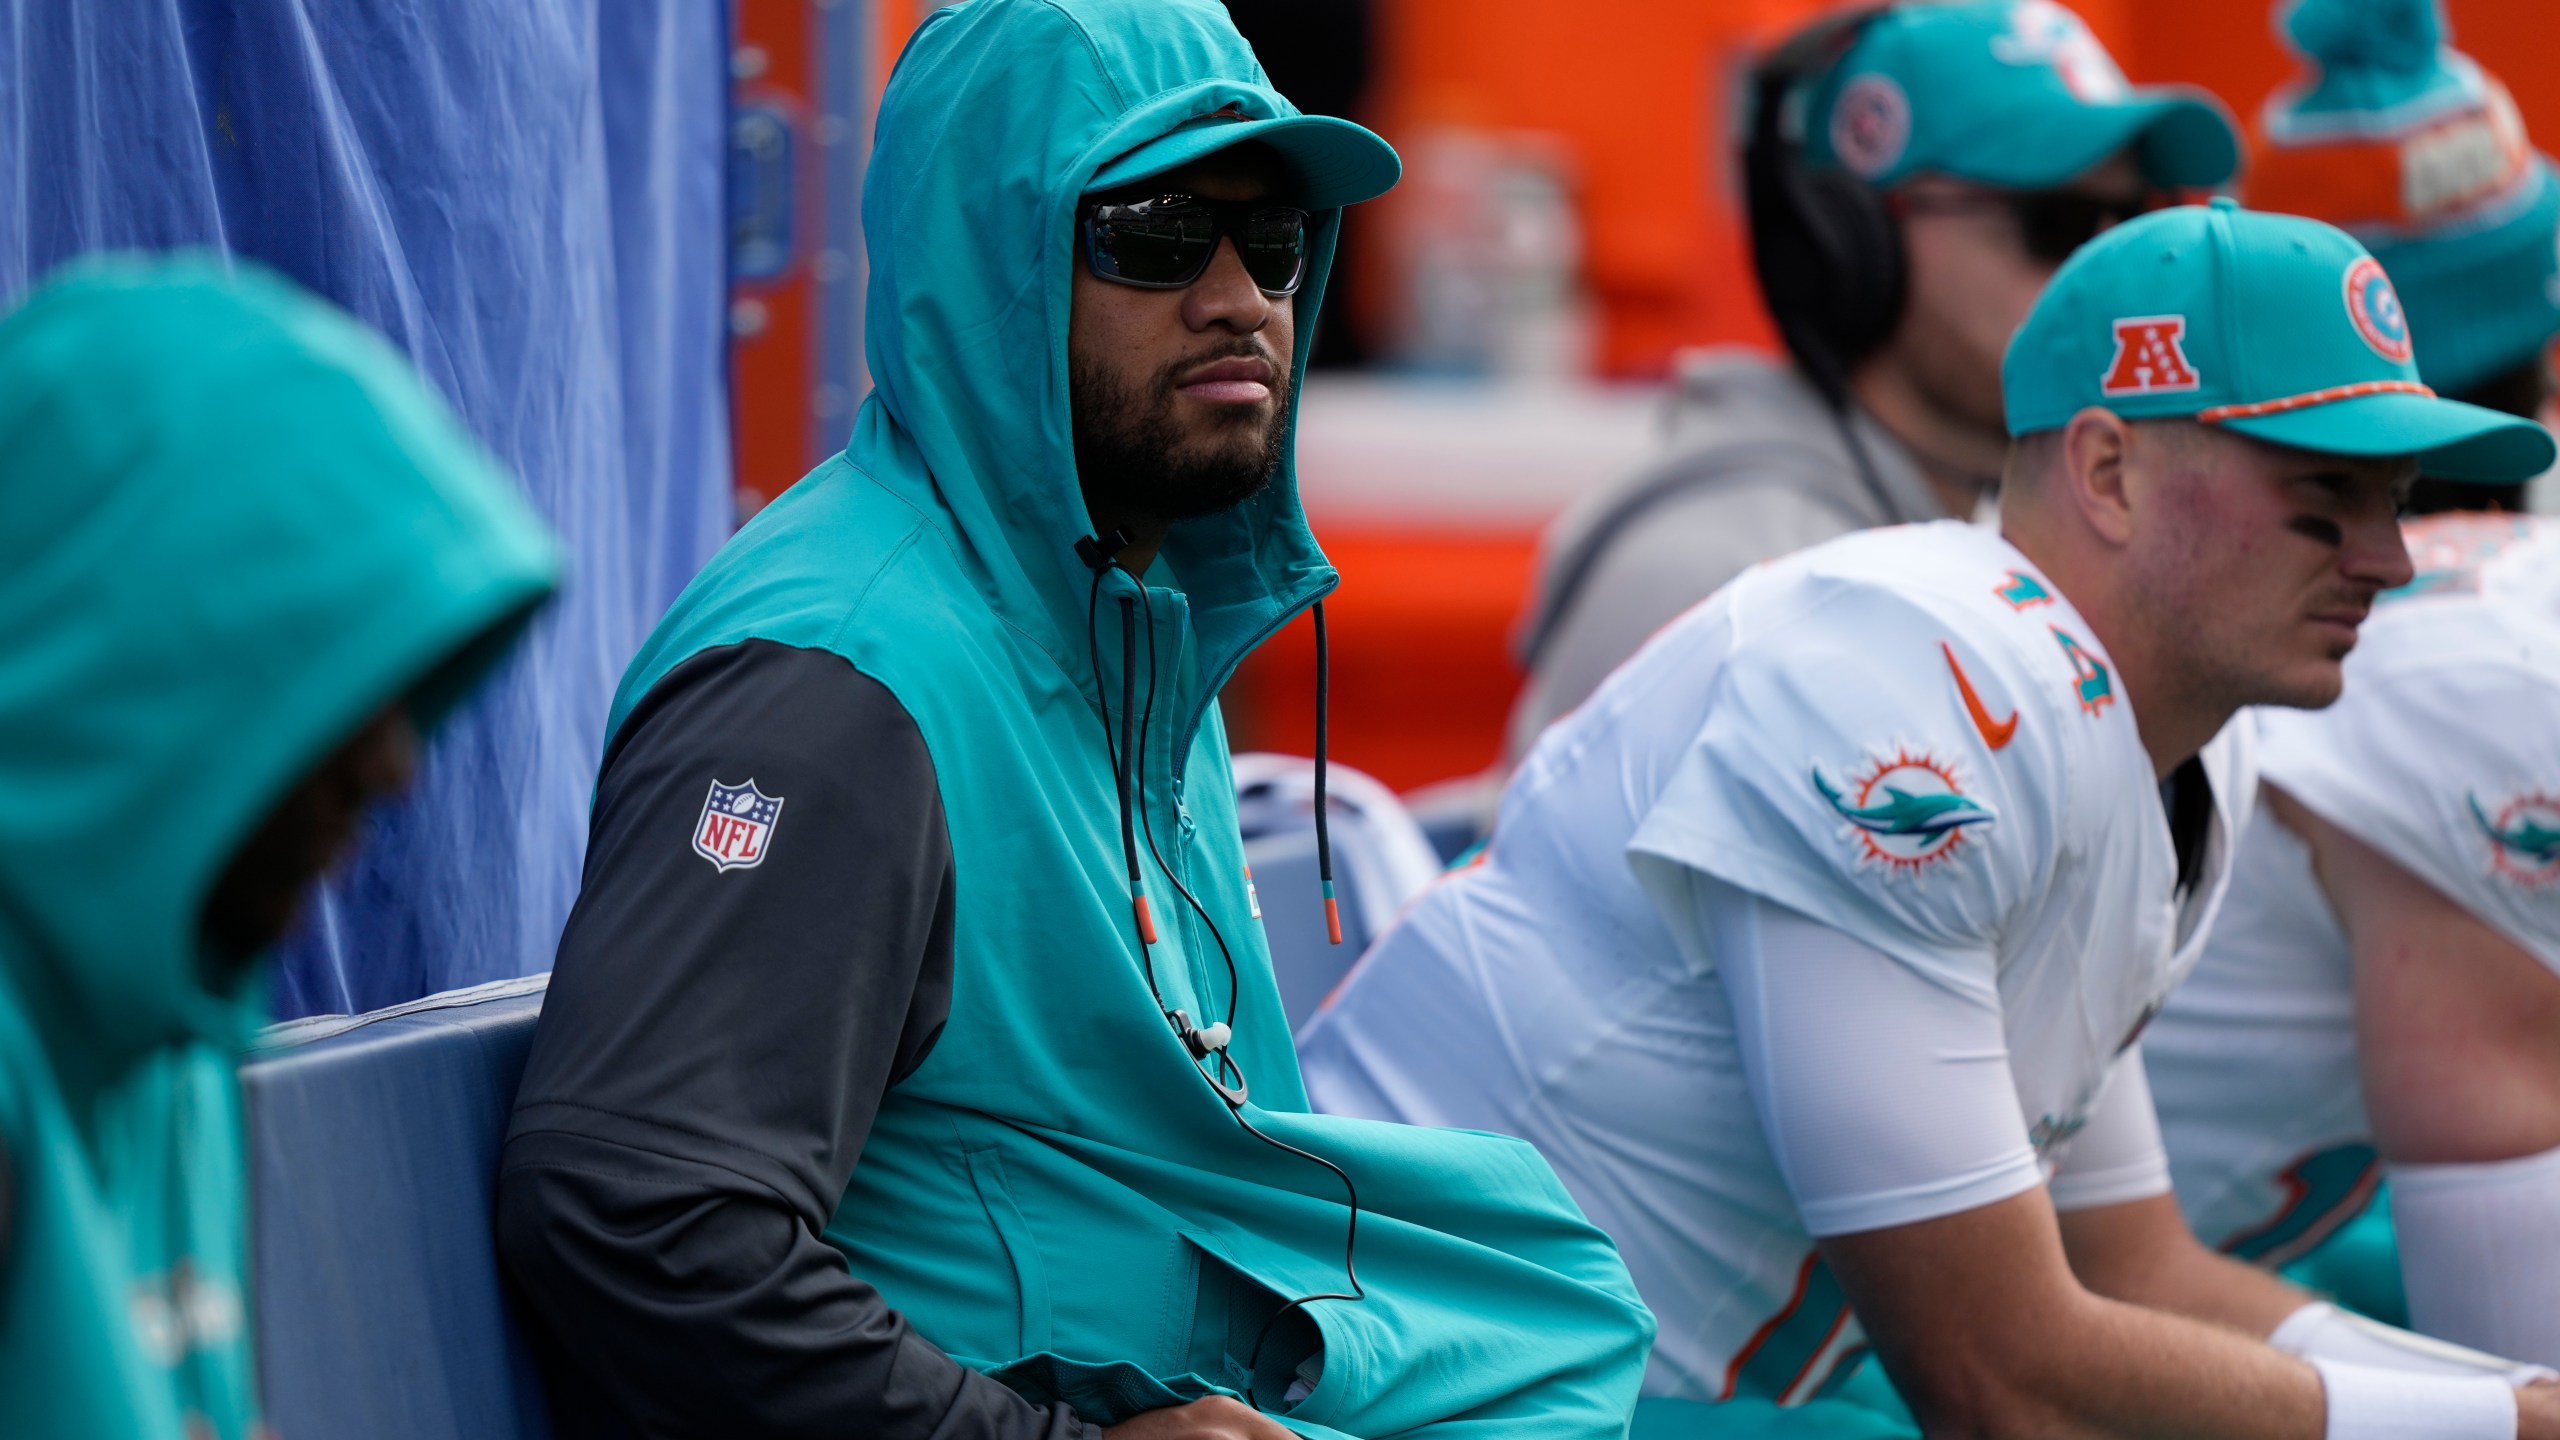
598;0;1654;1434
0;260;559;1438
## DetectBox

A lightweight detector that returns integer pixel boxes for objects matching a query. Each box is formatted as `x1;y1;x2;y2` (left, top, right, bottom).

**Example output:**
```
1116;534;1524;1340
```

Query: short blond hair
2002;416;2215;491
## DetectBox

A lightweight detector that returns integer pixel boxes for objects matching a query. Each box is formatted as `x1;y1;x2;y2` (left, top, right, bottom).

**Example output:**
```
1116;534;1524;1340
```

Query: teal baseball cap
1088;104;1400;211
1802;0;2238;191
2003;198;2556;482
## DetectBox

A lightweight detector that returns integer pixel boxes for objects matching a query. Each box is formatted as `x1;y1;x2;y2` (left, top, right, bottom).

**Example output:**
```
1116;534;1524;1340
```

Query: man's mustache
1154;339;1285;392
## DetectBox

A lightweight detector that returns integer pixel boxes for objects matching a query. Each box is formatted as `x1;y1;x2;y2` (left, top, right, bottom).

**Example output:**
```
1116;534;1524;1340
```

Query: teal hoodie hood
859;0;1352;741
605;0;1654;1434
0;258;559;1439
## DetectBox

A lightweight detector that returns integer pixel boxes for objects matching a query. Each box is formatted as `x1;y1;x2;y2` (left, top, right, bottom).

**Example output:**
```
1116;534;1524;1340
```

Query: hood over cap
858;0;1396;754
0;257;561;1098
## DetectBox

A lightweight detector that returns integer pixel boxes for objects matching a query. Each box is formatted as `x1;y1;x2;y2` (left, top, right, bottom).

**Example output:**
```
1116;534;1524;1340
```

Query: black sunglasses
1080;194;1311;296
1893;187;2168;265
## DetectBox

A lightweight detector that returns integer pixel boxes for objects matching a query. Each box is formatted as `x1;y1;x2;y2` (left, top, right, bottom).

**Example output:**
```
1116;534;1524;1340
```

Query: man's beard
1071;343;1292;526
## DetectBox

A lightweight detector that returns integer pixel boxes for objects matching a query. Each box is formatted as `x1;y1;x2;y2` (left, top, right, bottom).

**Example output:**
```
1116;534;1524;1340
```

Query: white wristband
2312;1358;2515;1440
2274;1301;2556;1387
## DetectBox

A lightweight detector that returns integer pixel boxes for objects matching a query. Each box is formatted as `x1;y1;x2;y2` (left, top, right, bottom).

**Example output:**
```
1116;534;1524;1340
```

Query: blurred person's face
200;706;421;986
1882;152;2153;435
1069;145;1299;533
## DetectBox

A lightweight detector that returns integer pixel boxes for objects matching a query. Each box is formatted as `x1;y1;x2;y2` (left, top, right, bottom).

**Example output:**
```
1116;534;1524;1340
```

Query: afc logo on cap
2100;315;2202;397
694;778;784;872
2343;257;2413;364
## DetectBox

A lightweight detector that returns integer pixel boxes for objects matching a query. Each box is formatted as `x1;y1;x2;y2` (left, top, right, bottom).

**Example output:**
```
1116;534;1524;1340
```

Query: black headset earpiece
1743;4;1906;403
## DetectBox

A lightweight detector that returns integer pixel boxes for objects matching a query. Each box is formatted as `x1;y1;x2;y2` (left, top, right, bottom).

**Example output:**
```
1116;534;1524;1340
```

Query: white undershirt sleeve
1679;866;2046;1237
2046;1048;2175;1213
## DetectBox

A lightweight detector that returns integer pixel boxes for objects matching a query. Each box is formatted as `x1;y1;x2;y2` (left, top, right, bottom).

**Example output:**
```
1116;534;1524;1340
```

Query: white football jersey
2151;514;2560;1258
1299;521;2250;1404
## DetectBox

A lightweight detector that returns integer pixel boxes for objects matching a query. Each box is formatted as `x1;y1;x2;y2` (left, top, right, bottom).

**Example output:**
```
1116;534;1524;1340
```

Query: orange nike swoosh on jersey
1941;641;2018;750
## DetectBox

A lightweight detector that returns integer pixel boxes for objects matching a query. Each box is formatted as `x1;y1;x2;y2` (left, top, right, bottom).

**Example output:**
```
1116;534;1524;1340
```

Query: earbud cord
1133;584;1243;1040
1312;601;1340;945
1131;583;1365;1405
1083;540;1367;1410
1088;559;1165;1003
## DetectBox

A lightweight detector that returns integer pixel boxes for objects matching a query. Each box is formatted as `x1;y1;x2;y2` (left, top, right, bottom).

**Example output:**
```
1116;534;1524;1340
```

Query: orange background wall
1235;0;2560;795
1363;0;2560;380
729;0;937;512
739;1;2560;793
752;0;2560;400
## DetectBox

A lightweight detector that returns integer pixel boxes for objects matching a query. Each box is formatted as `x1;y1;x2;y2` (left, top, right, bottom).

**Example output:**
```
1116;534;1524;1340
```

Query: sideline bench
243;975;553;1440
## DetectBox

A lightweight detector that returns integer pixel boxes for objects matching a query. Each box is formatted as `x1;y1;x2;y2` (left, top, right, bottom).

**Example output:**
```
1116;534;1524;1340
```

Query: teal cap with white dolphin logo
1800;0;2239;191
2003;197;2556;482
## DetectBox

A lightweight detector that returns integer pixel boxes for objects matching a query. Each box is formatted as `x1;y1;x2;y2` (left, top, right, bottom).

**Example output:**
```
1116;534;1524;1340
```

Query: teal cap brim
1088;113;1401;211
2214;389;2557;483
1951;89;2238;191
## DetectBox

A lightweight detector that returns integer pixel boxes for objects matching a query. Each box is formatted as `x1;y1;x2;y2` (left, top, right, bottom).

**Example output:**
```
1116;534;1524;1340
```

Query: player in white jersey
1302;201;2560;1439
2144;0;2560;1374
2150;514;2560;1366
1319;518;2251;1409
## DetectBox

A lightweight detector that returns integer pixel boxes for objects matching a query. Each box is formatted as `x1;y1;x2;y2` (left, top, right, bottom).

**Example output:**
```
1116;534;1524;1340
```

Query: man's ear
2059;406;2136;547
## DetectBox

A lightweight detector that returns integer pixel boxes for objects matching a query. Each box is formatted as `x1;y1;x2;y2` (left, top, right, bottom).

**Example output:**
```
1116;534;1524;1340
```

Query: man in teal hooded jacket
0;259;562;1438
495;1;1655;1437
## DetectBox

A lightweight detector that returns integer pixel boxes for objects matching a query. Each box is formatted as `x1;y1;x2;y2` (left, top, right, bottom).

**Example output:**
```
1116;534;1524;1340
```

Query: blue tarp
0;1;735;1017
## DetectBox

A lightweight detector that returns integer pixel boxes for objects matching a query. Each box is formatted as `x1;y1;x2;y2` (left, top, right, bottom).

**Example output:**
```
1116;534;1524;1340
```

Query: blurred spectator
2244;0;2560;512
0;261;556;1440
1504;0;2238;759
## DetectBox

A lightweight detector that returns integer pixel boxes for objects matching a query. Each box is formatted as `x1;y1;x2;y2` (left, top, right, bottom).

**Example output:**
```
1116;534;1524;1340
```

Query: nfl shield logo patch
694;779;784;872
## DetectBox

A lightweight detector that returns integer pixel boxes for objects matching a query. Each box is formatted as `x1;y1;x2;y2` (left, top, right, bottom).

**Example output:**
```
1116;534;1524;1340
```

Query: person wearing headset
492;2;1654;1438
1302;202;2560;1438
2143;0;2560;1365
1504;0;2241;763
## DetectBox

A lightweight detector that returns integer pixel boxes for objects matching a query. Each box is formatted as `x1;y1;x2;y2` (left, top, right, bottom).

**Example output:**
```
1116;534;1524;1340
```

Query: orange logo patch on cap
2100;315;2201;396
2343;256;2413;364
1830;74;1911;179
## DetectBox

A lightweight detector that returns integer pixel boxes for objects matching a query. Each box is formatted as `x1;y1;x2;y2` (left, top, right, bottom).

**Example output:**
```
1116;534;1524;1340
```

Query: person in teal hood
494;1;1654;1437
0;258;561;1439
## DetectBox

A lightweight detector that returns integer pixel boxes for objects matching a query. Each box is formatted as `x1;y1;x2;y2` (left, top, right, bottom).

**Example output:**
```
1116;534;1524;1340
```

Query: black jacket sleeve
496;640;1102;1440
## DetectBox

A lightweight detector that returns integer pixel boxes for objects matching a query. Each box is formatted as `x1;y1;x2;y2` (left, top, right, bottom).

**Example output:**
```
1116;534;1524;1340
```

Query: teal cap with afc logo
2002;197;2555;483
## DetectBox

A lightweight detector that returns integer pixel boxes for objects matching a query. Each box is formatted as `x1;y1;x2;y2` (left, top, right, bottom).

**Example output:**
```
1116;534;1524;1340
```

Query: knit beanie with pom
2246;0;2560;397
